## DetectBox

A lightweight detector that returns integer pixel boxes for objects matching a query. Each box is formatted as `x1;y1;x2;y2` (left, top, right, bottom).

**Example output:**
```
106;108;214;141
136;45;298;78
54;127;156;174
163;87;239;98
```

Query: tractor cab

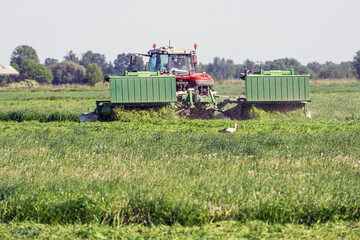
147;44;197;76
143;44;214;94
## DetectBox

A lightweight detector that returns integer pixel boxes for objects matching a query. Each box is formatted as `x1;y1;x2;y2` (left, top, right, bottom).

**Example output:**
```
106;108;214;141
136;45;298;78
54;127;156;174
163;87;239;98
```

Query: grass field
0;81;360;238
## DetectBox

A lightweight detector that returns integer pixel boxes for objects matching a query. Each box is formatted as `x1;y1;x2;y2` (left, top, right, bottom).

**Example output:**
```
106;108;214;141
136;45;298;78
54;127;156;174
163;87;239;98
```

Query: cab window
148;54;157;72
156;54;169;72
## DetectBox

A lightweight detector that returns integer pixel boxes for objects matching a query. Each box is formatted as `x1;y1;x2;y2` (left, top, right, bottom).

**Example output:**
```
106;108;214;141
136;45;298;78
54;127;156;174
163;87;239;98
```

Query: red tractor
144;43;215;96
130;43;217;108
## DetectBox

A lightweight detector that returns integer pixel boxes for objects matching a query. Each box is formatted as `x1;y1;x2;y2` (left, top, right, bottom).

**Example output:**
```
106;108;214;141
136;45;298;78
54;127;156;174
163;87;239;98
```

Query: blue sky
1;0;359;66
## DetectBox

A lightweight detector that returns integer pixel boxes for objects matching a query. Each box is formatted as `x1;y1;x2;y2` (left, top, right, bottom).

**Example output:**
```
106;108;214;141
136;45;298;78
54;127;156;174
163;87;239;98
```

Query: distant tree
199;57;357;80
114;53;144;75
318;61;342;79
10;45;40;69
307;61;322;79
20;60;53;83
44;58;59;67
353;50;360;79
63;50;79;64
10;62;20;72
113;54;129;75
49;61;86;84
80;51;105;68
263;58;308;74
263;59;286;71
339;61;356;79
83;64;103;86
242;59;261;73
79;51;117;75
195;63;207;74
233;64;244;79
206;57;235;80
80;51;96;67
103;61;115;75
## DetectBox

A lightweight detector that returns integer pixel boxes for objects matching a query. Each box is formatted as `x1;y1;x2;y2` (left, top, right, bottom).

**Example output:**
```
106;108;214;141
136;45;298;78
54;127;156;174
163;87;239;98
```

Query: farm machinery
79;44;310;122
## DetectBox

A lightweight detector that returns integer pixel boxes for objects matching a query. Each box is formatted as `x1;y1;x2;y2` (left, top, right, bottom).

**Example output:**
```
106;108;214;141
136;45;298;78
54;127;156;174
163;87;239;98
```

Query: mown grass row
0;99;93;122
0;90;360;122
0;120;359;226
0;82;360;122
0;91;108;101
0;85;109;93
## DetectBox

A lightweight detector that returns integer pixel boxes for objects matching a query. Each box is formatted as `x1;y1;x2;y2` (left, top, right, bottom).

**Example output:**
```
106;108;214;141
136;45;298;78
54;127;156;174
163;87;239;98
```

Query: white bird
219;123;241;133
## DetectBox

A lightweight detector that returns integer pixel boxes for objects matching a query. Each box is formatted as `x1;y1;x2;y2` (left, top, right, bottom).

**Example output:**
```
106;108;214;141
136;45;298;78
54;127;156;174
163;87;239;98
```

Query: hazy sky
1;0;359;66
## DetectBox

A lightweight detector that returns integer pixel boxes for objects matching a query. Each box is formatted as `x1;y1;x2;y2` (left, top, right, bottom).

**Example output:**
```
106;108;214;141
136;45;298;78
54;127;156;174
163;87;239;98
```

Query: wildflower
227;189;232;194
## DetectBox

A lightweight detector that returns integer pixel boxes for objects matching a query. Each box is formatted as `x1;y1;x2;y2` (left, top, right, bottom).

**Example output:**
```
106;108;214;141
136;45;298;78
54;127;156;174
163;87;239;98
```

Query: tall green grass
0;120;359;226
0;82;360;231
1;221;359;239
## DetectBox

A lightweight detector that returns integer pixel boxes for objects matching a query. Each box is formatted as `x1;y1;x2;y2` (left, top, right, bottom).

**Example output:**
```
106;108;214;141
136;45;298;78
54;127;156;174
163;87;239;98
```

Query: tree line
2;45;360;86
197;56;360;80
3;45;143;86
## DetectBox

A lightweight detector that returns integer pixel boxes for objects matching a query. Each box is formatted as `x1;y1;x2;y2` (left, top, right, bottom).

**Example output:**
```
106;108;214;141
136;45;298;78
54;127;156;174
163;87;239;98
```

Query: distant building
0;66;19;75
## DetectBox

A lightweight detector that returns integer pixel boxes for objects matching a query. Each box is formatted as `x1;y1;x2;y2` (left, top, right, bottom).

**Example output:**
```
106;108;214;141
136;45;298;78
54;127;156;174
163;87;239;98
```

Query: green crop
1;221;359;239
0;119;360;226
0;82;360;238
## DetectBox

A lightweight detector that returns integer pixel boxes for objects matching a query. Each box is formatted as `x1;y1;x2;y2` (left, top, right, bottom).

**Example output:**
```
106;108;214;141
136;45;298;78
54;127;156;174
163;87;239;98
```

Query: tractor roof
148;46;196;55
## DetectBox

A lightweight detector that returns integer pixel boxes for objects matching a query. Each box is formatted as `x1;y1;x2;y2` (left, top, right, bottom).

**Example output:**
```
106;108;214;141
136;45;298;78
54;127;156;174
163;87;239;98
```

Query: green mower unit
217;70;311;119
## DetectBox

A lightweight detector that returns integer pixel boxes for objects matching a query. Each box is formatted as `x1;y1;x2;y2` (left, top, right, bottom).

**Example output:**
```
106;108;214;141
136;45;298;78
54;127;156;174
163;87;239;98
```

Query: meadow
0;81;360;238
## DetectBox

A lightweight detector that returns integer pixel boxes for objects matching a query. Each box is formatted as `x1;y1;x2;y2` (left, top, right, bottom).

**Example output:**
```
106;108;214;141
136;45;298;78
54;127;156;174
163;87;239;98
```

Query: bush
8;80;40;88
0;74;28;87
49;61;86;85
83;64;103;86
20;60;53;83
